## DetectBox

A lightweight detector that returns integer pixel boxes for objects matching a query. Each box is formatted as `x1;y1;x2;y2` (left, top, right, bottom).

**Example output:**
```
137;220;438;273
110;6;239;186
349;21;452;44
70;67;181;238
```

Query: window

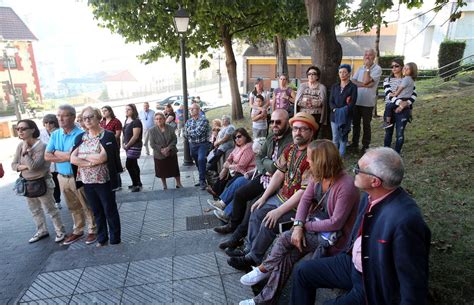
2;56;17;69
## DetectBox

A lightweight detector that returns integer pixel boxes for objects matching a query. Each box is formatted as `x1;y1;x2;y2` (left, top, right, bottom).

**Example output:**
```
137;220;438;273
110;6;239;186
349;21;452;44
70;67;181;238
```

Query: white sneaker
207;199;225;211
29;231;49;243
55;202;62;209
240;266;270;286
55;232;66;243
239;299;255;305
213;209;229;223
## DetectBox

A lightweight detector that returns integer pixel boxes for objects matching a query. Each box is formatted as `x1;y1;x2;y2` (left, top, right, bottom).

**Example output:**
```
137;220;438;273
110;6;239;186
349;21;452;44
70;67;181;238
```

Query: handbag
14;175;47;198
126;146;142;159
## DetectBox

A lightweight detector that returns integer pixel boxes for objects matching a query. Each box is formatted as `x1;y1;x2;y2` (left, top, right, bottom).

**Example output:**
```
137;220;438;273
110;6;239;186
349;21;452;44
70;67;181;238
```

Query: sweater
295;172;360;255
11;140;51;180
148;125;178;160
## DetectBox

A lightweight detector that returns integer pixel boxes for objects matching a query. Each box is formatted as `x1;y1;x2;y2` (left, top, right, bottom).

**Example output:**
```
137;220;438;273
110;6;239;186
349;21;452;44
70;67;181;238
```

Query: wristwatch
293;220;304;228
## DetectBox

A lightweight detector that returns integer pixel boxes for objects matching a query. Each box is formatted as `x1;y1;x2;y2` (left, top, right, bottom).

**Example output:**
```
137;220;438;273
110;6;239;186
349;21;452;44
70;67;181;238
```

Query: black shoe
131;186;141;192
128;185;134;189
194;182;200;187
225;247;248;257
361;145;369;153
227;255;256;271
218;238;242;250
213;224;235;235
347;143;359;151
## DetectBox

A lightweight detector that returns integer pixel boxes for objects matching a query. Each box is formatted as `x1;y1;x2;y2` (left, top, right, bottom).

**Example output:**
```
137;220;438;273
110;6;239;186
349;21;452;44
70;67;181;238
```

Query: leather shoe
213;224;234;235
225;247;248;257
227;255;256;271
218;238;242;250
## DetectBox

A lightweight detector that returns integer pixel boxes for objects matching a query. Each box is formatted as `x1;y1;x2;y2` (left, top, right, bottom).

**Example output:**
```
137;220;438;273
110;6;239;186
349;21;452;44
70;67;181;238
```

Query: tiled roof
0;7;37;41
103;70;138;82
243;35;396;58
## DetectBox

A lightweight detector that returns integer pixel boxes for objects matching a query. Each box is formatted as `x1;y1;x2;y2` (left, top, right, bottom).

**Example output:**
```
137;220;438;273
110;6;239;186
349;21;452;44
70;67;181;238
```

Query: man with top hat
228;112;318;271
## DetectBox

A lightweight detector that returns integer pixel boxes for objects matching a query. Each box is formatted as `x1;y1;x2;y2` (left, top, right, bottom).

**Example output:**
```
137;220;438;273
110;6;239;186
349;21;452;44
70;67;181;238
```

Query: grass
207;72;474;304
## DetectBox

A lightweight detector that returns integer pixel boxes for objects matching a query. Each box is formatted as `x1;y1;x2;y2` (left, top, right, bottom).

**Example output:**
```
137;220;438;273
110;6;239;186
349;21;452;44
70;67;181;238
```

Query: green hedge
438;40;466;80
378;55;405;69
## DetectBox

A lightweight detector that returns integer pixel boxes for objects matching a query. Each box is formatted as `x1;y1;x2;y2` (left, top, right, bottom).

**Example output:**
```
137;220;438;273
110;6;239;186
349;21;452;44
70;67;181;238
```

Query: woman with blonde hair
239;140;360;305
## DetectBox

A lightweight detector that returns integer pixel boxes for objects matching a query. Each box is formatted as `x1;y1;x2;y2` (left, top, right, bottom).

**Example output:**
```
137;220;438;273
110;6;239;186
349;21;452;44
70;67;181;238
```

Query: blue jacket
348;187;431;305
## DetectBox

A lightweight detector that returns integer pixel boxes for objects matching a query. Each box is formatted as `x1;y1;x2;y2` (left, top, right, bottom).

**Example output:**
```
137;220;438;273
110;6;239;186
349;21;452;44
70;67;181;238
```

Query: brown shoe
85;233;97;245
62;233;84;245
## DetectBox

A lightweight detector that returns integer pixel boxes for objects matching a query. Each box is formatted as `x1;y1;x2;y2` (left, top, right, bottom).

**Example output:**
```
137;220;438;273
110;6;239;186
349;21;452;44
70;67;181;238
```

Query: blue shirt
46;126;84;175
184;116;210;144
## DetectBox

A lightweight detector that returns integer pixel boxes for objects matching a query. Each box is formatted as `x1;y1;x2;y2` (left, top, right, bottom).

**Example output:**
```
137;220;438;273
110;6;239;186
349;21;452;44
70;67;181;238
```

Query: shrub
438;40;466;80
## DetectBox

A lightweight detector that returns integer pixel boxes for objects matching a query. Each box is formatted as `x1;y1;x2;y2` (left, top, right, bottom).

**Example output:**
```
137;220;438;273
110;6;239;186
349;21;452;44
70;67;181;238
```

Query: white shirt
352;63;382;107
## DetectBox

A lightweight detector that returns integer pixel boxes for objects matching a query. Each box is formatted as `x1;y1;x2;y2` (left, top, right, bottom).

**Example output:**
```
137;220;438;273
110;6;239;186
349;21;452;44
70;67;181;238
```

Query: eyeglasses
391;64;401;68
353;164;383;182
292;126;311;133
307;72;317;76
44;121;55;125
83;115;95;121
234;134;243;140
270;119;282;125
16;127;31;132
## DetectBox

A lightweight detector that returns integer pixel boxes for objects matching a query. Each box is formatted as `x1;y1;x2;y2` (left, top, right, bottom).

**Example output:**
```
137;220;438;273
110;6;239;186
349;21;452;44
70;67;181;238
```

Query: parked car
240;93;249;104
156;95;209;111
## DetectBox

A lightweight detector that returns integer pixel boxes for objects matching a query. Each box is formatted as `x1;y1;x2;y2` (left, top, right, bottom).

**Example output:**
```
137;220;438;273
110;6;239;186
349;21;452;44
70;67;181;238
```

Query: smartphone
278;220;294;234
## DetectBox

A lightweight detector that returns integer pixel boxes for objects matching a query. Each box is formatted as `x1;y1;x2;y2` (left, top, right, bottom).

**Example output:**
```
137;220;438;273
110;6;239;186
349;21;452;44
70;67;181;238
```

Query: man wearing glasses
350;49;383;153
228;112;317;271
184;103;211;190
45;104;97;245
290;147;431;305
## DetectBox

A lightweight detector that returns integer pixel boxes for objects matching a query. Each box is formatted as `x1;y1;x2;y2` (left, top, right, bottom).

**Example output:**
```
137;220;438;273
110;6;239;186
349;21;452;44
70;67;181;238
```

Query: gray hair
365;147;404;189
221;115;231;123
42;114;58;126
58;104;76;117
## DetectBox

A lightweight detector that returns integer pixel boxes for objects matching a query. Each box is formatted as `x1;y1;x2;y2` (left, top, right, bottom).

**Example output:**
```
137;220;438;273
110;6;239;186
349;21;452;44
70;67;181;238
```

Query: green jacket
256;127;293;176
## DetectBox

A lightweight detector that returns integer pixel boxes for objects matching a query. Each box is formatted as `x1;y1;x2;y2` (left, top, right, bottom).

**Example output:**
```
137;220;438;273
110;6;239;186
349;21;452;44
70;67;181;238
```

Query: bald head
270;109;289;136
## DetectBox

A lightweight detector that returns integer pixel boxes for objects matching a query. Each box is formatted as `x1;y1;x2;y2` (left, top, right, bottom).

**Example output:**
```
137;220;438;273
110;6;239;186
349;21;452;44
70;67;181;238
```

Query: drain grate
186;214;223;231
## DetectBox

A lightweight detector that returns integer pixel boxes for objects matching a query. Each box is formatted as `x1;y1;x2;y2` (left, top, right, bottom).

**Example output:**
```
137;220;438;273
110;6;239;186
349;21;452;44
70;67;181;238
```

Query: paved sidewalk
0;139;255;305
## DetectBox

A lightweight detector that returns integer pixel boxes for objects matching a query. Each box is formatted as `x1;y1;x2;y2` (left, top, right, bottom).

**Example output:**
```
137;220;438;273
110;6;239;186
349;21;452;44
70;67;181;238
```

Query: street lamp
0;38;21;121
173;7;193;166
216;52;222;98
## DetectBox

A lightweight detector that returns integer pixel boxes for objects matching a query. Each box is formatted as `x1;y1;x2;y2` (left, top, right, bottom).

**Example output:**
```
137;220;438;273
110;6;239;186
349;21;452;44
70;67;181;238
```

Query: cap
289;112;319;132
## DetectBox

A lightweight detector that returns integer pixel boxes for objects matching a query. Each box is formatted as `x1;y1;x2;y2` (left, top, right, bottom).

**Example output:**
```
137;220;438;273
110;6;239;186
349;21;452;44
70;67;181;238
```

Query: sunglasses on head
270;119;282;125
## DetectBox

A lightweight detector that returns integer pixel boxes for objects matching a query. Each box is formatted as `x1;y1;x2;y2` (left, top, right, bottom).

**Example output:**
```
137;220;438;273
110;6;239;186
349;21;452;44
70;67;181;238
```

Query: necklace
288;145;307;181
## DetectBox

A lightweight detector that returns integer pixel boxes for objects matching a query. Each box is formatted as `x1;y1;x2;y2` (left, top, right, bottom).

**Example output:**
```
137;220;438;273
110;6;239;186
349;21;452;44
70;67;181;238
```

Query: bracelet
293;220;304;228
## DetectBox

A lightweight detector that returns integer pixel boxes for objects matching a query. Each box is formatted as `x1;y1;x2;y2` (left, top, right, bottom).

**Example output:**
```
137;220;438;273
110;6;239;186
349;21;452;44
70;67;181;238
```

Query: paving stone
173;229;209;239
215;251;241;276
75;263;128;294
69;288;123;305
19;296;71;304
125;257;173;286
119;201;148;212
174;196;201;207
20;269;83;301
186;214;222;231
174;205;203;218
173;253;219;280
122;282;173;304
144;206;174;221
173;217;187;232
172;275;226;304
141;219;173;236
221;273;254;305
146;199;173;209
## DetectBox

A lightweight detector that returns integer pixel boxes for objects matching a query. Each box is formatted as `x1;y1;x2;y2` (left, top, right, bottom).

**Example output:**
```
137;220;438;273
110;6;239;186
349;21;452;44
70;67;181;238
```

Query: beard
294;135;309;146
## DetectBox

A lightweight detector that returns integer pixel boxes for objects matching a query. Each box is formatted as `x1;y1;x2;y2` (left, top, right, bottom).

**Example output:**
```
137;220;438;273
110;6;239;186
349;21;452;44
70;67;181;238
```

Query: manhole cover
186;214;223;231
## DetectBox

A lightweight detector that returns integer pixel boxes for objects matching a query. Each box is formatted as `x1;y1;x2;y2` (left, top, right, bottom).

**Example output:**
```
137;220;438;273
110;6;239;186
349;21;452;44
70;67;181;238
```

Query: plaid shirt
100;118;122;133
185;116;210;144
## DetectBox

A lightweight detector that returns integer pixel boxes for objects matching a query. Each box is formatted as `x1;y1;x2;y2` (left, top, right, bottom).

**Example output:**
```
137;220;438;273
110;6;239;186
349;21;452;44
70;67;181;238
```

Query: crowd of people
6;48;430;304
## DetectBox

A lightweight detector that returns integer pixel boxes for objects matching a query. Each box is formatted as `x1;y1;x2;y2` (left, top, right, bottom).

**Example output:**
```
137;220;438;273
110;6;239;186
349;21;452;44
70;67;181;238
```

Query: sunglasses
270;119;282;125
352;164;384;182
391;64;401;68
234;134;243;140
16;127;32;132
307;72;318;76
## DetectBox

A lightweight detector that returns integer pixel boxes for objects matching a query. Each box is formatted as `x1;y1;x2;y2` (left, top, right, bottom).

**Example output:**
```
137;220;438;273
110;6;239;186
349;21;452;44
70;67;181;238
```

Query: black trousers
51;172;61;203
352;105;374;148
229;176;264;238
126;158;142;186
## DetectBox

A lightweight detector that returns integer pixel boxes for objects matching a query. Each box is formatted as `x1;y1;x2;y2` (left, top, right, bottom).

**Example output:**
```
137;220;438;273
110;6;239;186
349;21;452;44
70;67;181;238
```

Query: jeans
383;102;397;122
229;176;264;233
219;176;250;216
331;121;347;157
384;109;410;153
247;195;295;264
126;158;142;187
352;105;373;148
51;172;61;203
189;141;210;182
84;182;121;244
290;254;365;305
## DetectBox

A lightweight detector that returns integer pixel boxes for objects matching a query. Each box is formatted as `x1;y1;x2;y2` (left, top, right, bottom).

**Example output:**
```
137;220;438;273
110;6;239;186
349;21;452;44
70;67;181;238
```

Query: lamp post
173;7;193;166
217;52;222;97
0;39;21;121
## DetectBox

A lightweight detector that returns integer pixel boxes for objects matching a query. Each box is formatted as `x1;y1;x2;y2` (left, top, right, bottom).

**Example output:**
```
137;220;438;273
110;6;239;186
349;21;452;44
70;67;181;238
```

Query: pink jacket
227;142;256;175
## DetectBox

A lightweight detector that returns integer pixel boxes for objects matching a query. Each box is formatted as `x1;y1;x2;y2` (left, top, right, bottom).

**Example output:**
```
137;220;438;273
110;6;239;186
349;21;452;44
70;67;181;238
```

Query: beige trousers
58;175;96;235
26;187;65;236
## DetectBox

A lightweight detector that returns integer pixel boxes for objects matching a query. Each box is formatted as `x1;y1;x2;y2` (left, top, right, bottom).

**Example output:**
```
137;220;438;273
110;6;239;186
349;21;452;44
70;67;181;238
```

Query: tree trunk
221;28;243;120
305;0;341;139
275;34;288;77
305;0;342;90
373;15;382;118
